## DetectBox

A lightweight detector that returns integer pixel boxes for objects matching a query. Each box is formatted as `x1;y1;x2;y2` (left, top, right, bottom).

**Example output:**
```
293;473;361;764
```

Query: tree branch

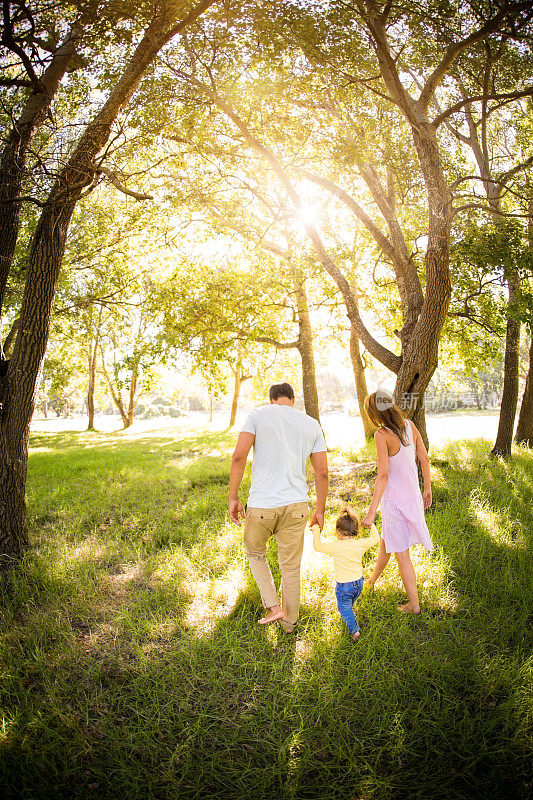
172;72;402;373
0;77;33;88
453;203;533;219
420;3;533;110
98;167;153;201
1;0;42;92
433;85;533;127
299;169;397;261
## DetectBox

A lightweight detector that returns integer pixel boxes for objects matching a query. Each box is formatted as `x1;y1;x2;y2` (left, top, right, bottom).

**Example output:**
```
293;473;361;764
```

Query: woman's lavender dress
380;421;433;554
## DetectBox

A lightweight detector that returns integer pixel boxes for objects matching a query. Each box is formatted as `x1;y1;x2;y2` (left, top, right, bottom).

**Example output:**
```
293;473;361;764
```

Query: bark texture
491;285;521;457
349;326;374;438
295;282;321;424
515;335;533;447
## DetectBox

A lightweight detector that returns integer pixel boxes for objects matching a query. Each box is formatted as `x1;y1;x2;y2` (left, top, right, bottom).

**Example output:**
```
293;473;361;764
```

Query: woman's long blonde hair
365;390;408;446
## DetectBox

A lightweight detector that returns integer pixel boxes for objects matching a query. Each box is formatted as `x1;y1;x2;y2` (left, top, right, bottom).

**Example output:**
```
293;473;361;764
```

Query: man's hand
229;498;245;526
423;489;432;510
309;509;324;530
361;510;375;529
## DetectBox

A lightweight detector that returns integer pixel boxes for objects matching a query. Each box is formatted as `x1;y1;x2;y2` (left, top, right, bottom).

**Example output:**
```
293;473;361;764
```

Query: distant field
0;428;531;799
31;409;501;451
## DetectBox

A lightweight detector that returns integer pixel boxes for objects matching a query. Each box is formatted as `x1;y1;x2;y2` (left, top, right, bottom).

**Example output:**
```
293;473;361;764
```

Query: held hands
361;510;375;529
309;510;324;530
423;489;432;510
229;498;245;526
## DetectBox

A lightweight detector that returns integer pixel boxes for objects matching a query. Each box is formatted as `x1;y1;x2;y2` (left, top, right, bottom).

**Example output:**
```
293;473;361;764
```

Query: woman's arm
410;422;432;509
362;432;389;528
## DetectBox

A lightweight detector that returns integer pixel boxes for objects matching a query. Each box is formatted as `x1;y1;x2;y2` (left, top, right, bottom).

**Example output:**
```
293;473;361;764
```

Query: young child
362;389;433;614
311;507;379;641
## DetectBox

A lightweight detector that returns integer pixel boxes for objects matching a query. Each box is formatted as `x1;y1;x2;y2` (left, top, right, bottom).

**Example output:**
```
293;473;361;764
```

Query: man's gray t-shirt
241;404;327;508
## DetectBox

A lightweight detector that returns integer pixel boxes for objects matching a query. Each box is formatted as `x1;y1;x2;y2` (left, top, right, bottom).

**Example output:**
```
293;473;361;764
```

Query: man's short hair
269;382;295;401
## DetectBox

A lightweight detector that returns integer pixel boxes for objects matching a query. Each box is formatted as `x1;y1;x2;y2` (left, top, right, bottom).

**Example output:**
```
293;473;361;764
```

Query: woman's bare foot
397;602;420;614
258;606;284;624
352;631;360;642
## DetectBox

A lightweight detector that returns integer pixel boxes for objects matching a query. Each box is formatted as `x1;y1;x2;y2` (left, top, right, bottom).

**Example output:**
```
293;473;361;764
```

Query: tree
515;202;533;446
160;0;533;445
0;0;216;564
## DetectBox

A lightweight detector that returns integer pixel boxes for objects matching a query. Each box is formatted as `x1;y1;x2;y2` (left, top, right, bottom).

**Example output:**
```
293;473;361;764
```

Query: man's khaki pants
243;502;309;629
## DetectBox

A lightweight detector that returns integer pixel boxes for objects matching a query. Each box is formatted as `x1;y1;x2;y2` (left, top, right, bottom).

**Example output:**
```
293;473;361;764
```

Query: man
228;382;329;633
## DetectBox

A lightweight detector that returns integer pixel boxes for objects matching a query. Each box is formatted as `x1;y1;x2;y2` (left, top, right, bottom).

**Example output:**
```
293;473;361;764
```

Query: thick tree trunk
295;282;321;424
514;334;533;447
0;1;213;561
349;326;374;438
491;278;521;457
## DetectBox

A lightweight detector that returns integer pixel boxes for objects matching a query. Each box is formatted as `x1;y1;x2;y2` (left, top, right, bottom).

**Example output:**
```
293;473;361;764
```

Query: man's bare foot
397;602;420;614
280;619;298;634
352;631;360;642
258;606;284;625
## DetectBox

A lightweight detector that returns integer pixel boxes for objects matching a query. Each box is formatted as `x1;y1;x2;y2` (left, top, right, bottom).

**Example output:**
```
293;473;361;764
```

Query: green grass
0;426;532;800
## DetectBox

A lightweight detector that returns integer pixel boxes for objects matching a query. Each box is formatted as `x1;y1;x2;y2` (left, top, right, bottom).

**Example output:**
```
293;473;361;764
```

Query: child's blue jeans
335;577;364;635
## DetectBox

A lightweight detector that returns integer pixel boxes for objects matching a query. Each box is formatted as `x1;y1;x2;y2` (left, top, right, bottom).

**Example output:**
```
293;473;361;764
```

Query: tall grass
0;427;531;799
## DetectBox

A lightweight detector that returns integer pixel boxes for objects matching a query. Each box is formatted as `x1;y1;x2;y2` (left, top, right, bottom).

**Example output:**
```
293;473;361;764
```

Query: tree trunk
209;395;214;423
514;200;532;447
126;367;138;428
229;363;242;428
349;326;374;438
2;318;20;358
0;1;214;562
491;278;521;457
0;23;82;309
515;334;533;447
294;281;321;424
87;353;96;431
87;331;100;431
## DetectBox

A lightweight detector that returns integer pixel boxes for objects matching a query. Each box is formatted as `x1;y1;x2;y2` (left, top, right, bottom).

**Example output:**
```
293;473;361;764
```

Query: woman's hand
362;510;375;528
423;489;432;510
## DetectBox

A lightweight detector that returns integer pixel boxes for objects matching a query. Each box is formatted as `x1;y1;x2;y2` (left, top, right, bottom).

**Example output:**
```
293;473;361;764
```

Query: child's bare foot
351;631;360;642
258;606;284;625
397;602;420;614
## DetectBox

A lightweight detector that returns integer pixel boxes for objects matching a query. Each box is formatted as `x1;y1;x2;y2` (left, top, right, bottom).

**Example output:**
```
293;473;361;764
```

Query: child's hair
335;505;360;537
365;389;408;446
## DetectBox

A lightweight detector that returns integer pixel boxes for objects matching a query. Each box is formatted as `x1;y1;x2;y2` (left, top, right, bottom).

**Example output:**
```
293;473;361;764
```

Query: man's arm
228;432;255;525
309;450;328;530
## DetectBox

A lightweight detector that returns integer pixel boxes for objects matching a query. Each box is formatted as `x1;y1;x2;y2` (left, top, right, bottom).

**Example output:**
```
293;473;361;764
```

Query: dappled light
1;427;530;798
1;1;532;797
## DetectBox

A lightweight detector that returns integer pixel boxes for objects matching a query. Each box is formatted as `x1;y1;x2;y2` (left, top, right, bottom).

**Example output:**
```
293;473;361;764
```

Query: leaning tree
0;0;216;564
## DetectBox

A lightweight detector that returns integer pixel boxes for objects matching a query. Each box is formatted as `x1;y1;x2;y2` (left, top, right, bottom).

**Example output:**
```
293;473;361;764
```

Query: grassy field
0;427;531;800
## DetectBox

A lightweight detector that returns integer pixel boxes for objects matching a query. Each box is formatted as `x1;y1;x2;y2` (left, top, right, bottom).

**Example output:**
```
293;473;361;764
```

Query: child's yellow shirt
311;523;380;582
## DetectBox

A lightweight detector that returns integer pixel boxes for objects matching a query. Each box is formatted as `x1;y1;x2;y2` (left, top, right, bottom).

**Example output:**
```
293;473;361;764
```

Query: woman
362;390;433;613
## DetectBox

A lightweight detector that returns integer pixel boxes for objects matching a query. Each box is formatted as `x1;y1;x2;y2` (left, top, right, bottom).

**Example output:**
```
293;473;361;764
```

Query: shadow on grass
0;434;531;799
